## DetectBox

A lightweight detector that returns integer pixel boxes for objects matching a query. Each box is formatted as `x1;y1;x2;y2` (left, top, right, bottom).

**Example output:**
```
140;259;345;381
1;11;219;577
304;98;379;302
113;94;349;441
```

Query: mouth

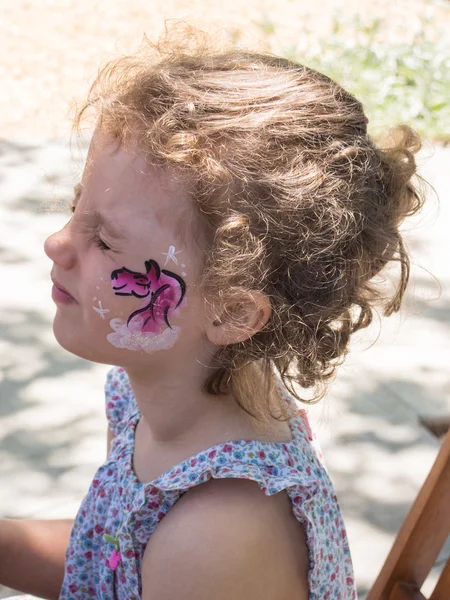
51;275;77;303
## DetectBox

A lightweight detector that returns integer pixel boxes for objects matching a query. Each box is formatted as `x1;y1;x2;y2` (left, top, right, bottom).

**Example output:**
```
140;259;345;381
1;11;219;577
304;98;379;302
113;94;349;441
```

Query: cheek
88;274;114;319
87;269;131;326
100;258;189;354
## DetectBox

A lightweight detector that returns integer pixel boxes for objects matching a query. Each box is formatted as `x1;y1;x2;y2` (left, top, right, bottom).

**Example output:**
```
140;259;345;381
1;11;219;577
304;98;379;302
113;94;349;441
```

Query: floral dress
60;367;357;600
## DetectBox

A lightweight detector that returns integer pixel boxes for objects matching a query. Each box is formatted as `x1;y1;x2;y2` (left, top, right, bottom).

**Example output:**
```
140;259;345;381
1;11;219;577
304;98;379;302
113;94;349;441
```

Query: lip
51;275;77;304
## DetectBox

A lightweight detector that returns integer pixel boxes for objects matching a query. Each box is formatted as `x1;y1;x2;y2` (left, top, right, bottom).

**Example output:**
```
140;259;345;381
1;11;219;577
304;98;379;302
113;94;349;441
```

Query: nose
44;225;76;270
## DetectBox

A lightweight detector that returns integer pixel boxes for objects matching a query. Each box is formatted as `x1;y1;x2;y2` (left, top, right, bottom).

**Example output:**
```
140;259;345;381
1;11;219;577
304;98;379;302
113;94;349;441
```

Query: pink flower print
223;444;233;453
94;524;103;535
258;450;266;459
85;551;93;560
190;458;198;467
208;450;217;459
108;549;122;570
69;583;78;593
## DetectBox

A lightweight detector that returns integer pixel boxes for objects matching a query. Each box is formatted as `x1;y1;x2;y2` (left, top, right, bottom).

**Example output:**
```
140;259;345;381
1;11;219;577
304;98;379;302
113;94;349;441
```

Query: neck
123;355;243;444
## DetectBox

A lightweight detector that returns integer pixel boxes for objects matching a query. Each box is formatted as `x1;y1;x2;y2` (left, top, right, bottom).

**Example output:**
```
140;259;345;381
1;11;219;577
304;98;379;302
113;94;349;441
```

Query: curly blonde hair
74;30;426;425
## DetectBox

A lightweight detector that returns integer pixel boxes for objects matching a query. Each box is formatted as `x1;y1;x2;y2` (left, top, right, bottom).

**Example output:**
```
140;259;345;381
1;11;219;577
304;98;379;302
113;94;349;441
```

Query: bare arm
0;517;73;599
0;428;114;598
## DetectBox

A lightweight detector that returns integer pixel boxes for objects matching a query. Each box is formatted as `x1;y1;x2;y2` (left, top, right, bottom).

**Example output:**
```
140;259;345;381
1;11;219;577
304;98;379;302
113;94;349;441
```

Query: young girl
0;31;424;600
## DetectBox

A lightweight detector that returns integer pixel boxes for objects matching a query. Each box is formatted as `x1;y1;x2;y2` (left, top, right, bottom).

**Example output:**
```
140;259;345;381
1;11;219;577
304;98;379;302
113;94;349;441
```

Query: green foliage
284;15;450;143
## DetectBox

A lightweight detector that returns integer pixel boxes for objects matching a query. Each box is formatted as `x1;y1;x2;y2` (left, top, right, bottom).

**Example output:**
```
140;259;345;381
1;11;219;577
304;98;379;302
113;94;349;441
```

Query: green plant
283;15;450;143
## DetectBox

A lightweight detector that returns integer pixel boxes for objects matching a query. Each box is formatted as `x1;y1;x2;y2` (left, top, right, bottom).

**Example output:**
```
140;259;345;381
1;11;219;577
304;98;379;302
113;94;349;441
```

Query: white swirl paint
107;317;180;353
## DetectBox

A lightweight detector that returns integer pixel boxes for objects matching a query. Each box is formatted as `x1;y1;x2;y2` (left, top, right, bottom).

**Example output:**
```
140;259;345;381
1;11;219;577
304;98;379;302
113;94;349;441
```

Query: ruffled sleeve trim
105;366;136;436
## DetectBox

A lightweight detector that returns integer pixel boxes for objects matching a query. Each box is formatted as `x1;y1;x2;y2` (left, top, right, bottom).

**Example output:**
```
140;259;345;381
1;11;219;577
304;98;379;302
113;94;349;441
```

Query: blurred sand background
2;0;450;139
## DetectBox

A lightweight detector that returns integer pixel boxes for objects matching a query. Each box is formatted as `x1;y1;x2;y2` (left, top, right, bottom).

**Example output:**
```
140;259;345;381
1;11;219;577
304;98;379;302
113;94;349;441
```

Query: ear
205;291;272;346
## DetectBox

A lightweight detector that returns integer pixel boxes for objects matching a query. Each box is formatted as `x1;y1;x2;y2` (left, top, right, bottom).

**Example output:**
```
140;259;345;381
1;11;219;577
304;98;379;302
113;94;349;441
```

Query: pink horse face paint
107;259;186;353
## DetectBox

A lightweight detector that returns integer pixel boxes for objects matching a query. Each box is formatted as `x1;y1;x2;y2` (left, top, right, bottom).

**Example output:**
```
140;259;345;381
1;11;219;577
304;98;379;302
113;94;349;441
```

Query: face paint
93;300;110;320
161;245;181;267
108;318;180;352
107;259;186;354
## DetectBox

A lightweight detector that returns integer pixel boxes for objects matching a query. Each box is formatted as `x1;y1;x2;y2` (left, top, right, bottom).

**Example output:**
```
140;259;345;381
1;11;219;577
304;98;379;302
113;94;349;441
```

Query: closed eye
93;233;111;252
68;198;111;252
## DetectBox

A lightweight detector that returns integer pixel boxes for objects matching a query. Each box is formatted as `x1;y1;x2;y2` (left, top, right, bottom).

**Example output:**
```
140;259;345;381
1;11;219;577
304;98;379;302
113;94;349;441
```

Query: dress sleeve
104;366;136;436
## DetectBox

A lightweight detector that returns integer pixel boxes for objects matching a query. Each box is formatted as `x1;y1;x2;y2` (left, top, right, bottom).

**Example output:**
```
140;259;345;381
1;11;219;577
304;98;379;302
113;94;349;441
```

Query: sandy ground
1;0;449;139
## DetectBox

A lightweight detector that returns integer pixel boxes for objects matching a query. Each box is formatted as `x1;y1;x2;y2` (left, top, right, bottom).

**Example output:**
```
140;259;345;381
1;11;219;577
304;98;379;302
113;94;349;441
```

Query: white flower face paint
93;300;110;320
107;317;180;353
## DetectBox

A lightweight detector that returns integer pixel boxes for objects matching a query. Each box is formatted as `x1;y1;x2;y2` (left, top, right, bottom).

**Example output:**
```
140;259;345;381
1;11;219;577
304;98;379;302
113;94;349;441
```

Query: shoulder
142;477;309;600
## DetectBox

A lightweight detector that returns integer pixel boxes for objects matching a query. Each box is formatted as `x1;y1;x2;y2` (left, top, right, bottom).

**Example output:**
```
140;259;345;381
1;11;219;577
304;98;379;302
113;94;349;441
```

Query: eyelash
93;234;111;252
69;200;111;252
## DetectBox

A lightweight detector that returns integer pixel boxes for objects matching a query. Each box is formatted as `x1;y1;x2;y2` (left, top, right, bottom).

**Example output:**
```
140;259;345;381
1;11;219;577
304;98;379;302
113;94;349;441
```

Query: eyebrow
73;183;128;241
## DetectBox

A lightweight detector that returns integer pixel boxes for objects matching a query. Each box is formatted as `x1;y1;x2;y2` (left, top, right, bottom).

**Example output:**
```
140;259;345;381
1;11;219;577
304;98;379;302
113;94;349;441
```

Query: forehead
81;130;194;245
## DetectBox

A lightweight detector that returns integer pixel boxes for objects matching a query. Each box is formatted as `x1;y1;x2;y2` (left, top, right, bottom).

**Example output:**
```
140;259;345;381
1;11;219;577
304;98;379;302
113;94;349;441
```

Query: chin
51;319;115;365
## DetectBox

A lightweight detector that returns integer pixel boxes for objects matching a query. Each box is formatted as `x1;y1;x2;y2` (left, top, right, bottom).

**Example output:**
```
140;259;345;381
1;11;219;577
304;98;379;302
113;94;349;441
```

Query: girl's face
44;130;209;370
